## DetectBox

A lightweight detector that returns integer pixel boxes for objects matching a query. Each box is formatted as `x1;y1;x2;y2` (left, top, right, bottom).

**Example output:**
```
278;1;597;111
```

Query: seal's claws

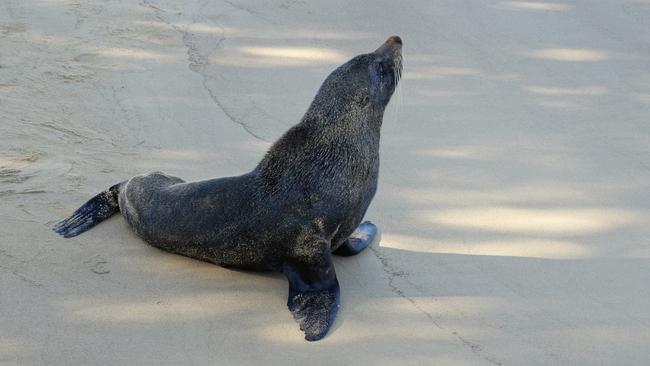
288;288;340;341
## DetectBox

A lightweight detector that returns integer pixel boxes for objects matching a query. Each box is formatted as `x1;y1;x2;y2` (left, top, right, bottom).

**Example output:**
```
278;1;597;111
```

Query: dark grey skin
54;36;403;341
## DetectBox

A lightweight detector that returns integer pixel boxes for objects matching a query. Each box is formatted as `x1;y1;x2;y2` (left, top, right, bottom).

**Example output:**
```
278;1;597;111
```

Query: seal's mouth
374;35;403;86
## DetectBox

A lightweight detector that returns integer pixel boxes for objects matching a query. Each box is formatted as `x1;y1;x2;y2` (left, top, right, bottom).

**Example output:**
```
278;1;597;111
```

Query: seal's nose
374;35;403;55
386;35;402;46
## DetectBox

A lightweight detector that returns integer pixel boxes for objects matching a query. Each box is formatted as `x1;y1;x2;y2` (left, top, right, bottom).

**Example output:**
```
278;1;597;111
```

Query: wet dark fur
54;36;403;341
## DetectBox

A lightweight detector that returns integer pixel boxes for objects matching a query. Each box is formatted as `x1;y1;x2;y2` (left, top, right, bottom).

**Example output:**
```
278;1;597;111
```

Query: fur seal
54;36;403;341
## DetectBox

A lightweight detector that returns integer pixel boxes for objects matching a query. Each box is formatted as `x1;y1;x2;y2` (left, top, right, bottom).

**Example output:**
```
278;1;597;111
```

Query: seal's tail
53;182;125;238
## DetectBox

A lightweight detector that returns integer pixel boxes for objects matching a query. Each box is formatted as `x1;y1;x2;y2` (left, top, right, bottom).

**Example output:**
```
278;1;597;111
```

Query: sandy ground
1;0;649;365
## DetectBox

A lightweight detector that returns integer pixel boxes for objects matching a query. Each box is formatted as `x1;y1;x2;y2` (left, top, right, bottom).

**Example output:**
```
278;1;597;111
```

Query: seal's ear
368;62;384;95
368;61;393;104
369;60;385;82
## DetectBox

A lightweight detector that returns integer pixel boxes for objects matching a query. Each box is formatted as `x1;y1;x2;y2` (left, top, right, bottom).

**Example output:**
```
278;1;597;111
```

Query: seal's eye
377;63;387;80
380;63;389;75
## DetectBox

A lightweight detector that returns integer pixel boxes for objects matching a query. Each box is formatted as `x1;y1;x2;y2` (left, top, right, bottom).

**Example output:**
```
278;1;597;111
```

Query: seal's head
367;35;403;106
309;36;403;116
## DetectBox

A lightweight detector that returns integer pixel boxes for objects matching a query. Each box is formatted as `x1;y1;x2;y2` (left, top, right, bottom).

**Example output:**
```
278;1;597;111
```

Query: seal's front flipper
283;246;340;341
333;221;379;256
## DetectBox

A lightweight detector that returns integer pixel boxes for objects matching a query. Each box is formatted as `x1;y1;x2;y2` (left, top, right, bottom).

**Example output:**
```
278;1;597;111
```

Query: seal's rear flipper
333;221;379;256
53;182;124;238
283;246;340;341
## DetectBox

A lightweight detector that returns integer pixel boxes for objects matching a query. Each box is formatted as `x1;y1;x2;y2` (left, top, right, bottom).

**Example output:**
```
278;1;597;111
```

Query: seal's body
55;36;403;341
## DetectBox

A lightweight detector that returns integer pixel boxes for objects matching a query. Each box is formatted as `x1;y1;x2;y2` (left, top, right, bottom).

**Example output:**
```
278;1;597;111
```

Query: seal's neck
253;104;383;188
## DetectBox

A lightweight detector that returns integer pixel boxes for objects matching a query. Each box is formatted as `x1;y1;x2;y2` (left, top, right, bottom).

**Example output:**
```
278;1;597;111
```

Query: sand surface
1;1;649;365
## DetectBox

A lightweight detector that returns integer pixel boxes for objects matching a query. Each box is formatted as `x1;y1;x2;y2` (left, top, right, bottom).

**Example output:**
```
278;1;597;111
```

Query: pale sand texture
1;1;649;365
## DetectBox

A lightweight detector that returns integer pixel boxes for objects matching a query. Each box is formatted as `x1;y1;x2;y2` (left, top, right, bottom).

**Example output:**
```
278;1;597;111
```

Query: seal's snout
386;35;402;46
374;35;403;57
382;35;402;51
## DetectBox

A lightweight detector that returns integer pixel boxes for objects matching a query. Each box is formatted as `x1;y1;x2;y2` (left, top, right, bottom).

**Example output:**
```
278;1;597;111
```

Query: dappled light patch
240;45;345;62
398;183;590;206
533;99;580;108
383;233;592;259
415;144;577;170
523;86;608;108
501;1;574;12
71;47;181;71
140;148;223;161
525;85;608;96
425;207;642;236
527;48;610;62
134;21;373;41
96;47;179;61
209;45;346;68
